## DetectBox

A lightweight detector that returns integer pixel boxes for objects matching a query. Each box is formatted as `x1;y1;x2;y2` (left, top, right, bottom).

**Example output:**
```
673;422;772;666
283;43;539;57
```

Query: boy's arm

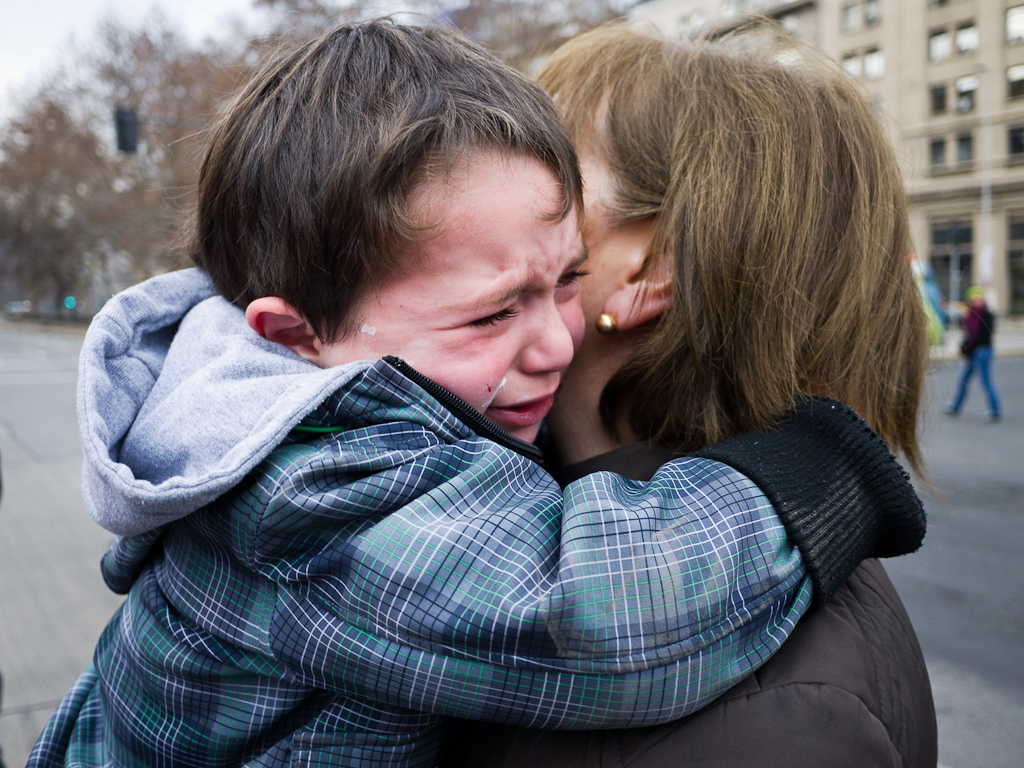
240;388;922;728
379;357;922;613
258;444;806;728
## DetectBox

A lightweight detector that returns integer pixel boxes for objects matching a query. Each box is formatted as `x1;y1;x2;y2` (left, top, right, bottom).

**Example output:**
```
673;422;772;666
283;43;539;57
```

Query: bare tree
0;11;252;312
0;80;107;313
0;0;624;316
254;0;623;70
450;0;622;71
81;12;251;283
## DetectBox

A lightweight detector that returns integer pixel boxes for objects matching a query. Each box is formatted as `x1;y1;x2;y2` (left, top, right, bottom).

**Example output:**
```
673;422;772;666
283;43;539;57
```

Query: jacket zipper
383;356;544;463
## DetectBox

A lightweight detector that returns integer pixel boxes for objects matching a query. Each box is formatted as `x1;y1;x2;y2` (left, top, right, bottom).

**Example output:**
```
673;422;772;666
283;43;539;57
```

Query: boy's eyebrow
485;247;590;307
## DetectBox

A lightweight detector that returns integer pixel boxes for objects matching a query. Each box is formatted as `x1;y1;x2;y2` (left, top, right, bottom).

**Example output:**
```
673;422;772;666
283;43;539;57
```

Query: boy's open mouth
485;394;555;432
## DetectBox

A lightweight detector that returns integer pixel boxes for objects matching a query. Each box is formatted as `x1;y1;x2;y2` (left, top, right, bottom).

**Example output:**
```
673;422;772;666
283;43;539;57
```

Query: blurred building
630;0;1024;315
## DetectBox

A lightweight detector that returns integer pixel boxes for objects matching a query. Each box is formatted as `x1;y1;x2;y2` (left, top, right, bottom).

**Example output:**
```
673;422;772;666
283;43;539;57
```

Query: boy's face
316;153;587;443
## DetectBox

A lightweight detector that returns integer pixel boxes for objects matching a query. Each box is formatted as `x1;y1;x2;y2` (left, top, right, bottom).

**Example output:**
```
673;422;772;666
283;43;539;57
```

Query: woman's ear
245;297;322;362
604;256;672;332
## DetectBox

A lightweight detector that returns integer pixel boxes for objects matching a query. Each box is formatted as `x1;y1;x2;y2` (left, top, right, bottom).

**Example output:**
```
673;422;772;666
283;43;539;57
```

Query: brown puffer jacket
442;558;936;768
440;437;937;768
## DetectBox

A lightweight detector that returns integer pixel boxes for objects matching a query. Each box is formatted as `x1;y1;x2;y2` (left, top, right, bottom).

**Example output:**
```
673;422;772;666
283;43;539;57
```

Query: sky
0;0;267;119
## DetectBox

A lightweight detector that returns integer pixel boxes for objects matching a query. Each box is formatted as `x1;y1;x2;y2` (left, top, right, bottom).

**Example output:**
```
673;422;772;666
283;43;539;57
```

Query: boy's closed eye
557;268;590;289
471;307;520;327
469;266;589;328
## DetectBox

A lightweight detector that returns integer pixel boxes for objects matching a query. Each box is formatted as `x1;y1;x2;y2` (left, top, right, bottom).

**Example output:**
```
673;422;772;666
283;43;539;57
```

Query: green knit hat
965;285;985;301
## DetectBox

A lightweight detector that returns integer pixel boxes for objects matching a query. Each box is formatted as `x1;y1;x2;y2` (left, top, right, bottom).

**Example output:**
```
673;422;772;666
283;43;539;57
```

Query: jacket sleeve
240;392;920;730
255;439;811;729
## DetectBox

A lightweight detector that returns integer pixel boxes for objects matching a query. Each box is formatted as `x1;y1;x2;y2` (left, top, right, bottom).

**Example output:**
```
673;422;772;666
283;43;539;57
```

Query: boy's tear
481;378;507;411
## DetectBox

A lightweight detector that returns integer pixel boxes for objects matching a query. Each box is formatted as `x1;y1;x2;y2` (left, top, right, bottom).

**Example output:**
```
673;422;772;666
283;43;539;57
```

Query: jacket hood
78;268;367;536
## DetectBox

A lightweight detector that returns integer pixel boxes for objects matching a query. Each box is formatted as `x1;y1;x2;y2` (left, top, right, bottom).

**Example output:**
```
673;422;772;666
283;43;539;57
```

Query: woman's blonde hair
536;17;928;472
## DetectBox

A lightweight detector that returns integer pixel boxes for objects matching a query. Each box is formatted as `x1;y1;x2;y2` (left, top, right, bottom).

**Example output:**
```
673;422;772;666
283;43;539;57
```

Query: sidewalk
930;316;1024;361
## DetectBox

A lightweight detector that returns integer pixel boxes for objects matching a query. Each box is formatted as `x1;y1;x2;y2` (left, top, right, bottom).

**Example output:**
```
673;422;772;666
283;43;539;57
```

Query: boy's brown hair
536;18;928;471
192;18;582;342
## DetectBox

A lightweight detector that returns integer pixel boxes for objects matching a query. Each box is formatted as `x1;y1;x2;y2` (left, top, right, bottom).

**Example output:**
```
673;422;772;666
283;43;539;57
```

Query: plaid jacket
31;359;809;768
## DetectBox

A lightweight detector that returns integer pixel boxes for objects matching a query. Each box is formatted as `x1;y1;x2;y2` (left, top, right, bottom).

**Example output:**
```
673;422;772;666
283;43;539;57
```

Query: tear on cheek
480;377;507;410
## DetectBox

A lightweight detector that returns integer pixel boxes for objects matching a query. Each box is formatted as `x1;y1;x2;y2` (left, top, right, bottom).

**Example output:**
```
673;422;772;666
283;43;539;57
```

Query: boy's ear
604;254;672;333
245;297;322;361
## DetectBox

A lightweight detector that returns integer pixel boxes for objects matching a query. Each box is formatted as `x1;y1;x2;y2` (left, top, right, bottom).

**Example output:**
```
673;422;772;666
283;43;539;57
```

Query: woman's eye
470;307;520;327
557;269;590;289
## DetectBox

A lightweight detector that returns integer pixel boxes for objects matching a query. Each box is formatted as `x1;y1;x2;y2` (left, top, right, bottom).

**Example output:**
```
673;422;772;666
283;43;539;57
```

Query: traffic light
114;108;138;153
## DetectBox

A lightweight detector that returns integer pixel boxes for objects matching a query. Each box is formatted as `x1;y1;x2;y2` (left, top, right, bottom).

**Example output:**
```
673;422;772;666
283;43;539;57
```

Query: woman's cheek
564;299;586;353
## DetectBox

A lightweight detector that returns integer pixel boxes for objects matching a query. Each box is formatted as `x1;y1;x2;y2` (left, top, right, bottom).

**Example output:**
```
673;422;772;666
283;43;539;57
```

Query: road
0;320;1021;767
886;354;1024;768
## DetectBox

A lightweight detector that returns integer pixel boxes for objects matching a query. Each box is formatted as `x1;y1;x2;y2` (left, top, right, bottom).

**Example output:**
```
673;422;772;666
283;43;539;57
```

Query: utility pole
977;63;995;306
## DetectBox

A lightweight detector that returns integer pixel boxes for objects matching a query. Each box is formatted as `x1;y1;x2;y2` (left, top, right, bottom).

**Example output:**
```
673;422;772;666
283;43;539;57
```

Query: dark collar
554;442;684;487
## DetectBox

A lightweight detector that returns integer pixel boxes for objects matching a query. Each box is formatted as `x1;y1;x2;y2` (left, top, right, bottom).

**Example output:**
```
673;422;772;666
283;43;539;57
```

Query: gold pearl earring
595;313;618;334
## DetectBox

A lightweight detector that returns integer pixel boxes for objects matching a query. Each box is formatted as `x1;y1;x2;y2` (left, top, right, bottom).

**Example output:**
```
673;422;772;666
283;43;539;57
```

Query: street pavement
0;316;1021;767
887;329;1024;768
0;323;124;767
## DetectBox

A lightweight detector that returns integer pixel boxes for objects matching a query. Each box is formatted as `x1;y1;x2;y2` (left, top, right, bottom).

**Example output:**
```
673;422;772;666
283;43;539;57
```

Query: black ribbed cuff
693;396;925;611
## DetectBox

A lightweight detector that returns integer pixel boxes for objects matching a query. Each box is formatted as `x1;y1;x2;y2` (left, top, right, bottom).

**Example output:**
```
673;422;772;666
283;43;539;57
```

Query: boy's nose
522;301;580;375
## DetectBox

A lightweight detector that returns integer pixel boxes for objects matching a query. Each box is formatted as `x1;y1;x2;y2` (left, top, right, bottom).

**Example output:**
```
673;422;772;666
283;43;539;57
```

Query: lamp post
977;63;995;305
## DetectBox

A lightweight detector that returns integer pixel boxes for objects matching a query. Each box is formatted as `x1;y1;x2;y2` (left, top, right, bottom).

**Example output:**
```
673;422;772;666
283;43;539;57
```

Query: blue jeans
950;345;1001;417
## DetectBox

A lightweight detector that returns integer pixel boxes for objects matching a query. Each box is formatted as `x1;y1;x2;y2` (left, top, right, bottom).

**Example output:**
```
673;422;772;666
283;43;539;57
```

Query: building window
930;84;948;112
778;13;800;35
930;138;946;167
930;221;972;303
864;0;880;25
842;52;862;78
864;48;885;79
956;23;979;54
841;48;883;81
955;75;978;112
1009;126;1024;157
929;29;952;61
1008;6;1024;42
676;11;709;37
841;2;860;32
957;133;974;163
1008;65;1024;99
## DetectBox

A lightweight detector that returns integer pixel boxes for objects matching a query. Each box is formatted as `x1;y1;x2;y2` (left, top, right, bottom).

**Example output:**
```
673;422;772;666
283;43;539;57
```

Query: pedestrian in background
946;285;1001;423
